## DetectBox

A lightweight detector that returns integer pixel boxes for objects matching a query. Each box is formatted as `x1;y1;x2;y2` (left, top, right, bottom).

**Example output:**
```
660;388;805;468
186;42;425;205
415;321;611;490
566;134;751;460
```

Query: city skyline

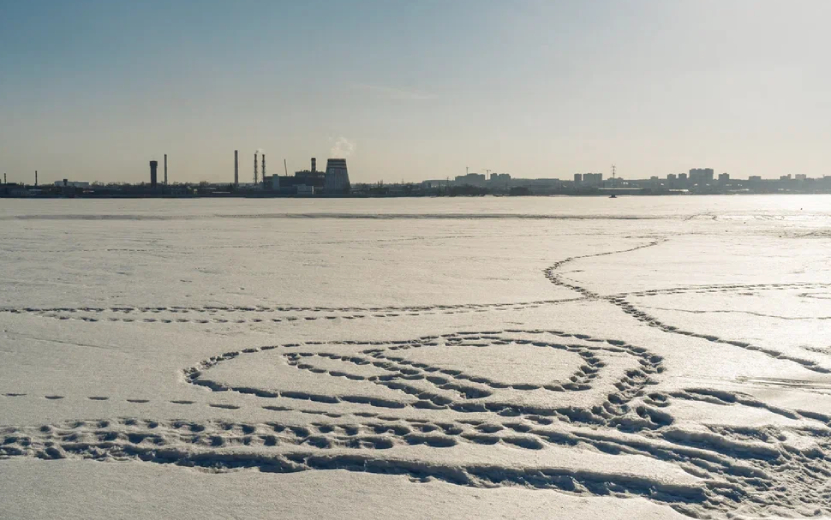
2;0;831;184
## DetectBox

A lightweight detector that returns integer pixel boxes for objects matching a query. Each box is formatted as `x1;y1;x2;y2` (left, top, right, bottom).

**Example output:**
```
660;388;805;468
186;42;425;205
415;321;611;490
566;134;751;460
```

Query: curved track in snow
4;238;831;518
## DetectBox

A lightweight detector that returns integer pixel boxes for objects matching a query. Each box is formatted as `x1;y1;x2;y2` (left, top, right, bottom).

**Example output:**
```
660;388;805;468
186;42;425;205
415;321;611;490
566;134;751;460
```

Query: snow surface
1;196;831;519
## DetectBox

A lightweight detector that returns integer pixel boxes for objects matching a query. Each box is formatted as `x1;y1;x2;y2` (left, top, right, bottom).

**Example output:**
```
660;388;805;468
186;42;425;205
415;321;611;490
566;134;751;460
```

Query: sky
1;0;830;184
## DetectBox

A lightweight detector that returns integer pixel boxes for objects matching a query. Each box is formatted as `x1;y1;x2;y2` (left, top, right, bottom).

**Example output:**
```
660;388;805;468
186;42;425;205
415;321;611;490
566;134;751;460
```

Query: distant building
667;174;677;181
294;169;325;187
486;173;511;187
718;173;730;183
54;180;90;188
274;158;325;191
748;176;762;182
574;173;582;183
8;186;35;197
795;174;807;181
689;168;714;184
454;173;487;186
581;173;603;186
488;173;511;182
324;158;351;193
679;173;688;182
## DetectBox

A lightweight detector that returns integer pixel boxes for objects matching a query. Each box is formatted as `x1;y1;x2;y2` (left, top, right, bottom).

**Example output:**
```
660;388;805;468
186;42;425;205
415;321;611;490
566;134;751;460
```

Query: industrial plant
258;156;351;196
228;151;351;196
5;156;831;198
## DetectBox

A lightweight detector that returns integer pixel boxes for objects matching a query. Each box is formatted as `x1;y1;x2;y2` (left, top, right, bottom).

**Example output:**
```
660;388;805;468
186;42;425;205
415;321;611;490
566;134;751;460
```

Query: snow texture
1;196;831;519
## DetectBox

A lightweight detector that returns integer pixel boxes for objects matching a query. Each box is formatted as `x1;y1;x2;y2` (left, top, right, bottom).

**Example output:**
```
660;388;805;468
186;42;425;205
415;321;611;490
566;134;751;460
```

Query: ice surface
2;196;831;519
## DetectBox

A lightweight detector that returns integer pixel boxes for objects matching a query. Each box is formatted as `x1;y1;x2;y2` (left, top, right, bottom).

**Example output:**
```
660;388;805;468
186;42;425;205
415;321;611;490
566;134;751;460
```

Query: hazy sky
2;0;830;184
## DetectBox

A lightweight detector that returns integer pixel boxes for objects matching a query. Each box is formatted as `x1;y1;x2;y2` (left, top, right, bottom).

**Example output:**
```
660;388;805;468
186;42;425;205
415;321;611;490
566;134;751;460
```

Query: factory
139;150;351;197
266;156;351;195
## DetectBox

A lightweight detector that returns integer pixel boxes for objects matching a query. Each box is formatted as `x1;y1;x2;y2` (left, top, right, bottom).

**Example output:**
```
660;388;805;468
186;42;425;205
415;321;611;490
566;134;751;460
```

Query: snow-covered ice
1;196;830;519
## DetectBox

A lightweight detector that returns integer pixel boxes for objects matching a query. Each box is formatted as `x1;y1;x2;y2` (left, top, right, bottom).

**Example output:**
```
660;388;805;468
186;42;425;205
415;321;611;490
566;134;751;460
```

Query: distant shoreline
2;190;830;199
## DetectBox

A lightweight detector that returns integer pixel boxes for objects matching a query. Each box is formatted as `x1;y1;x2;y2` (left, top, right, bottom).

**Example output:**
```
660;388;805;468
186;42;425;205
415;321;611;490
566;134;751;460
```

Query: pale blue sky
1;0;829;183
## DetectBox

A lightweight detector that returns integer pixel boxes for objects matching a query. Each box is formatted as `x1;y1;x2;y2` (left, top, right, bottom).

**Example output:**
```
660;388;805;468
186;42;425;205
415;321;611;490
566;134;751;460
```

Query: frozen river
1;196;830;519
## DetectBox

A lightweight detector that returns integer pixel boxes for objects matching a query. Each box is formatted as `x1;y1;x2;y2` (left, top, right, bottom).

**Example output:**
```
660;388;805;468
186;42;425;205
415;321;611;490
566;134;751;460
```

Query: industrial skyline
5;155;831;198
3;158;831;191
2;1;831;183
4;149;829;189
3;146;829;187
4;153;831;189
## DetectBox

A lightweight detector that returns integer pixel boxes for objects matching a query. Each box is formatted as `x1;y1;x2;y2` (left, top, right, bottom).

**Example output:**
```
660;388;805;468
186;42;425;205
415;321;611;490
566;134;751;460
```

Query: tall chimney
262;154;266;185
164;154;168;185
150;161;158;189
35;170;38;186
234;150;239;187
311;157;316;173
254;152;258;184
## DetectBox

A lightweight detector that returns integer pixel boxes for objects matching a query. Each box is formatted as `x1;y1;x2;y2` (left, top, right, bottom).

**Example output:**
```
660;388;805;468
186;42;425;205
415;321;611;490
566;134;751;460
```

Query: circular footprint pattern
6;328;831;518
186;330;668;429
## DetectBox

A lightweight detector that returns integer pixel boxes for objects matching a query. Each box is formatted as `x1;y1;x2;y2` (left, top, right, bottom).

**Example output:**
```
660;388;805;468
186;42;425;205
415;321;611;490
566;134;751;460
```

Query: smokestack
311;157;316;173
3;173;6;184
234;150;239;187
150;161;158;189
262;154;266;183
35;170;38;186
254;152;258;184
164;154;168;185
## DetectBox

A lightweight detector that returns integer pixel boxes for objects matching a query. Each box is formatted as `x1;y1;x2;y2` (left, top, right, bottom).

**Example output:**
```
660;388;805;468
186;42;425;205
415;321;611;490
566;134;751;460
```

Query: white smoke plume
330;137;356;158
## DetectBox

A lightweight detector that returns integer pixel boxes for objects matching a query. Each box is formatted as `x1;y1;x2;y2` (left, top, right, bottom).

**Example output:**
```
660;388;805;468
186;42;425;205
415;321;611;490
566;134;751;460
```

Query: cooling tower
324;158;350;194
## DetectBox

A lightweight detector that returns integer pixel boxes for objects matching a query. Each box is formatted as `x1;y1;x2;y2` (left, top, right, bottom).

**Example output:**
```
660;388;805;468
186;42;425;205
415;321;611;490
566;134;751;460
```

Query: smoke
330;137;356;158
